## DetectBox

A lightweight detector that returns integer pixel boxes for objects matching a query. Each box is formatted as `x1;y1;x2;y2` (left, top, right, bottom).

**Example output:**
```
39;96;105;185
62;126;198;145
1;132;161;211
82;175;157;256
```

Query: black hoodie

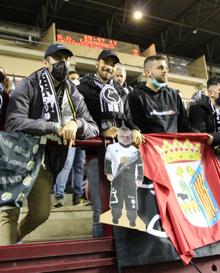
128;83;191;133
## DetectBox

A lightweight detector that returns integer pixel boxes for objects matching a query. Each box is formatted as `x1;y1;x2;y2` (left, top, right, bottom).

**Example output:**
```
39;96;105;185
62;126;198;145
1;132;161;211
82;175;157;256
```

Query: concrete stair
19;194;93;243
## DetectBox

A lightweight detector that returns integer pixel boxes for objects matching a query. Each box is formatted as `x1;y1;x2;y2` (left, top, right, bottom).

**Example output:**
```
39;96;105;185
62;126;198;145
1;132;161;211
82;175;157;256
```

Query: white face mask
71;79;80;86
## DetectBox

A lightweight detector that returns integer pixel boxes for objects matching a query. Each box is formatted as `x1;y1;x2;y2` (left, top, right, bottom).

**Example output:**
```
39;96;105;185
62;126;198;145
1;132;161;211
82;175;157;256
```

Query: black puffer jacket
78;74;138;131
189;96;214;132
128;83;192;133
5;68;99;139
189;96;220;145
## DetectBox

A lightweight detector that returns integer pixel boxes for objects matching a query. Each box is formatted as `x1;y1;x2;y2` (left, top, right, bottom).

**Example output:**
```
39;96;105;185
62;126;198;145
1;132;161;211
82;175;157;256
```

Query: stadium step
20;194;93;243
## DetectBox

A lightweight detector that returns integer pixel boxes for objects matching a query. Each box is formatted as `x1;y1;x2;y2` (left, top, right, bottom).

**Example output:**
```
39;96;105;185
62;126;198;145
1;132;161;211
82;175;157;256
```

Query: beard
102;68;113;74
154;75;167;83
97;68;114;82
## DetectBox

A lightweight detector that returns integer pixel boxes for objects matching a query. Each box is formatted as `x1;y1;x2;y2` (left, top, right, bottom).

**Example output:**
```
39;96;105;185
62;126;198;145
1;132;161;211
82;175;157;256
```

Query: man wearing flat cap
0;43;99;245
78;49;142;237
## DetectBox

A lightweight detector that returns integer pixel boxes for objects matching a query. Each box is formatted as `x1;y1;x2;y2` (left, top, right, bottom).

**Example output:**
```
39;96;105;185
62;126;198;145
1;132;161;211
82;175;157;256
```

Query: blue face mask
151;78;167;89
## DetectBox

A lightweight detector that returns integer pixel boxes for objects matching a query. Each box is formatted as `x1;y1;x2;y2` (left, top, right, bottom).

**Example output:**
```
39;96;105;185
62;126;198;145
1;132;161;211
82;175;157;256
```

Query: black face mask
215;95;220;106
51;62;68;82
0;71;5;83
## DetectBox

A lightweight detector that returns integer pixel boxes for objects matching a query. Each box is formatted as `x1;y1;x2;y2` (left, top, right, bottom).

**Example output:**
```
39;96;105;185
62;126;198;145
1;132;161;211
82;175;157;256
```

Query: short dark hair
144;55;168;68
207;77;220;89
68;70;79;76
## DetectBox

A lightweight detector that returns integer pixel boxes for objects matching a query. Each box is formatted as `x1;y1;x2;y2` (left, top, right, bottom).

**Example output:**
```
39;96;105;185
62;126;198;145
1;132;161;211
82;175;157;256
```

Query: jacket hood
28;68;71;90
80;74;107;90
80;74;95;86
195;96;213;112
134;82;171;94
80;73;125;95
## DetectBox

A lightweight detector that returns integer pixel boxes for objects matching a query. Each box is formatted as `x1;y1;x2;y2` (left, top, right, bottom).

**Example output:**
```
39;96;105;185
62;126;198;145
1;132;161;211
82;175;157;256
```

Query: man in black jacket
77;49;142;237
129;54;190;133
78;50;141;139
189;77;220;146
0;44;99;245
115;55;194;267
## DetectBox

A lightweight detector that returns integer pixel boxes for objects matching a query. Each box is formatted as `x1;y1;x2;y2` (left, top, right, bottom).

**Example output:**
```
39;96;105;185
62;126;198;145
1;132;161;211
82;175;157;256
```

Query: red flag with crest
139;133;220;264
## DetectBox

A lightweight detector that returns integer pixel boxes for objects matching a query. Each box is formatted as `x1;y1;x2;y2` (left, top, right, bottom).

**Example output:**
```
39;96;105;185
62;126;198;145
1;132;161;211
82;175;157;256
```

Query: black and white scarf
214;108;220;132
38;68;62;123
38;68;77;147
93;75;124;130
0;84;3;118
211;102;220;133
